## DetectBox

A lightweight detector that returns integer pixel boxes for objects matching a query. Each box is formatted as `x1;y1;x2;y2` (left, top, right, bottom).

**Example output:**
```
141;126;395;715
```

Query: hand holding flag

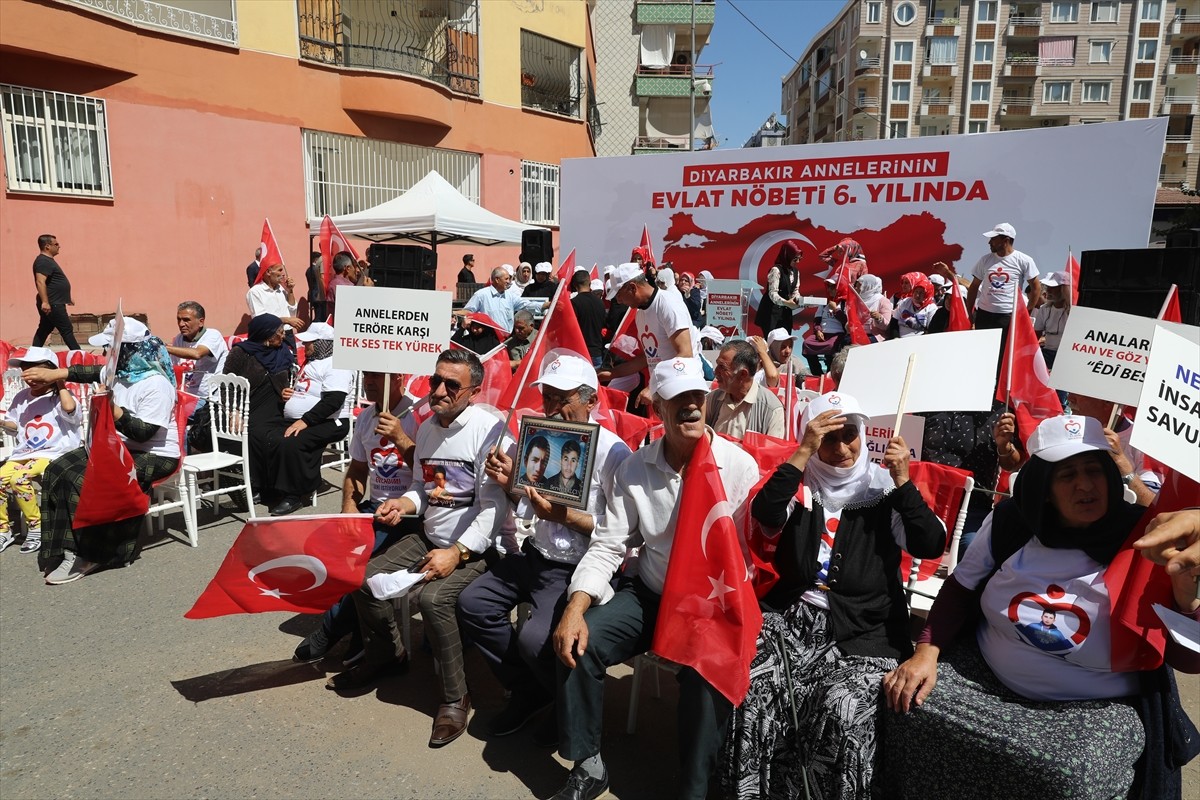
252;219;285;285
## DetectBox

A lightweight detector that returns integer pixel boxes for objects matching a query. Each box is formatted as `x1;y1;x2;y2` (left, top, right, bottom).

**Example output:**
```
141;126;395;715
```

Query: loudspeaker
1076;288;1199;324
1077;247;1200;325
521;229;554;265
366;244;436;291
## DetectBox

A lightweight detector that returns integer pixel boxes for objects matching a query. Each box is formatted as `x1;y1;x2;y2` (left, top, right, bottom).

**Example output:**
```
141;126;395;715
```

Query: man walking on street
31;234;80;350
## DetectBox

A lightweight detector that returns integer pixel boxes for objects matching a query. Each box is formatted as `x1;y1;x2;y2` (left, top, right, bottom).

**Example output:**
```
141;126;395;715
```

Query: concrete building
0;0;597;343
744;112;790;147
780;0;1198;195
590;0;716;156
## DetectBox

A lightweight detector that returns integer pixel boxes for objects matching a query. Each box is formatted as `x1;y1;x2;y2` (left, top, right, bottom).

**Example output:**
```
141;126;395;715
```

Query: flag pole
1106;404;1121;429
1004;300;1019;410
1158;284;1178;319
894;354;916;437
382;373;391;412
784;359;794;441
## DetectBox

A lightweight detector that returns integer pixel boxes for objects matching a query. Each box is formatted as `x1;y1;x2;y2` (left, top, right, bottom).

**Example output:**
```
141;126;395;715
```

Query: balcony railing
1166;134;1194;142
1161;96;1200;114
297;0;480;95
1168;54;1200;63
63;0;237;45
999;97;1035;105
1159;174;1189;187
1008;15;1042;24
632;135;692;154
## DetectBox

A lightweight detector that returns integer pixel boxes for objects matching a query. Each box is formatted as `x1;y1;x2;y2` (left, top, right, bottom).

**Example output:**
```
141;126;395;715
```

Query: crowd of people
2;227;1198;800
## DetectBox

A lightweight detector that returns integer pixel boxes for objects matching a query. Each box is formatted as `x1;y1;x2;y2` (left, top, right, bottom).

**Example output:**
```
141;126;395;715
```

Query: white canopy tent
306;170;542;248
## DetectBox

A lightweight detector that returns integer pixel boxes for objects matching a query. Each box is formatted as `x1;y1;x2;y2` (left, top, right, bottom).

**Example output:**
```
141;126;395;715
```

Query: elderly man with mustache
549;357;760;800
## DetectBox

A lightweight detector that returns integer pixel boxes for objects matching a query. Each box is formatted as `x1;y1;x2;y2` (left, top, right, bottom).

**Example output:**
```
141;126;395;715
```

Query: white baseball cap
89;317;150;347
500;263;515;276
8;346;58;368
1040;271;1070;288
606;262;645;299
531;348;598;391
534;261;554;274
699;325;725;344
929;274;949;288
651;357;709;400
982;222;1016;240
1028;415;1107;463
800;391;868;432
602;264;616;277
296;322;335;342
590;278;604;292
766;328;799;345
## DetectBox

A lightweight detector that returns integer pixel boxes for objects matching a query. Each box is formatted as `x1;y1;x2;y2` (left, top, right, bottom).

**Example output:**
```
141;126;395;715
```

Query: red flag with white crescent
652;433;762;705
319;215;362;292
253;218;285;284
73;399;151;528
639;224;657;266
997;300;1062;447
185;515;376;618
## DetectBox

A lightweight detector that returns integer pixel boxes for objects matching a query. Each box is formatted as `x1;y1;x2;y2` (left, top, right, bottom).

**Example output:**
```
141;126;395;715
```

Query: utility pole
688;0;696;151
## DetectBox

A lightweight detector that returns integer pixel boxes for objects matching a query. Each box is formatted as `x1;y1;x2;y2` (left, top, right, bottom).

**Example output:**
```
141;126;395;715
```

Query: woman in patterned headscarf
754;240;805;335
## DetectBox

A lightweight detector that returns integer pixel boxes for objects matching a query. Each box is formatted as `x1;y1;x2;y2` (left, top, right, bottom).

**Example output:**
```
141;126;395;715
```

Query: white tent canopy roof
306;170;542;247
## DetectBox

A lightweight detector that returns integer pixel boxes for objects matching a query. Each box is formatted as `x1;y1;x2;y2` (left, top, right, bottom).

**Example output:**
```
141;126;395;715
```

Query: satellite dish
859;49;869;61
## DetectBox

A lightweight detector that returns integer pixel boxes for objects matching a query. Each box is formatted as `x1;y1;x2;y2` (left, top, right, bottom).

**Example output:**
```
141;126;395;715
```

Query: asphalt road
1;470;1196;799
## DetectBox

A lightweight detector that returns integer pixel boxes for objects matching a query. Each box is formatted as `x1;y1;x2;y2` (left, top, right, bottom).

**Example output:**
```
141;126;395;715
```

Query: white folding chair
626;652;680;734
322;370;363;472
146;391;201;546
903;463;975;617
182;374;255;536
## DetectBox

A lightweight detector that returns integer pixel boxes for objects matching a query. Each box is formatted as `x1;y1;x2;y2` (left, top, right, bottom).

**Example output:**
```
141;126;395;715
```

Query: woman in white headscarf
855;274;893;342
721;392;945;800
514;262;534;291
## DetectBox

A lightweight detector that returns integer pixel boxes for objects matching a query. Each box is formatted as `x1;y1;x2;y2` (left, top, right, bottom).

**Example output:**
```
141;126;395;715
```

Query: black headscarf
236;314;293;374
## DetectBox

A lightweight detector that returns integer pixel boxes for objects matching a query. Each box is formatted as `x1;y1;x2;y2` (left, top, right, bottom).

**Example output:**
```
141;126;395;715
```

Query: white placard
104;299;124;390
863;414;925;465
705;279;746;338
1049;306;1200;407
1153;604;1200;655
1130;325;1200;482
332;286;452;375
837;329;1004;418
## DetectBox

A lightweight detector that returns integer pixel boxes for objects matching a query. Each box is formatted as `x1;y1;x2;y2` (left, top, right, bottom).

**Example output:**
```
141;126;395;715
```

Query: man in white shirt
246;263;304;341
551;357;760;800
167;301;227;398
460;267;520;332
706;339;786;440
328;348;513;749
458;351;632;741
966;222;1042;332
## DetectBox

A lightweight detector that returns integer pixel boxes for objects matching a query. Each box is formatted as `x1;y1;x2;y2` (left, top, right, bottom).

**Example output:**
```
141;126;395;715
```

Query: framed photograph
511;416;599;511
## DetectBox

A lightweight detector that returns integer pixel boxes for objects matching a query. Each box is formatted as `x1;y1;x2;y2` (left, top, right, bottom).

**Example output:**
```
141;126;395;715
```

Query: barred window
520;30;581;118
521;161;559;226
1;84;113;198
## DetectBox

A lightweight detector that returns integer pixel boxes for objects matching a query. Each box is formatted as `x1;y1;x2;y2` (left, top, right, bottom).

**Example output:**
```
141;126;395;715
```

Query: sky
704;0;848;147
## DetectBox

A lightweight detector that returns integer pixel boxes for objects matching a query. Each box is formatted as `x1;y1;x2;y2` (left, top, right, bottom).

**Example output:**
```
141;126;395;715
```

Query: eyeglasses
429;374;473;395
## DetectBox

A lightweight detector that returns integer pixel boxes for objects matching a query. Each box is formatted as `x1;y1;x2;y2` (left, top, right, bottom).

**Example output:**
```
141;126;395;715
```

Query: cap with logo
651;357;709;399
982;222;1017;240
531;348;598;391
1027;415;1108;463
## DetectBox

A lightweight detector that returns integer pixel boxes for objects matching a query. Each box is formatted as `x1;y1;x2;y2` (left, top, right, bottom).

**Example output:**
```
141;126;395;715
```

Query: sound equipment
521;228;554;265
366;244;436;291
1077;247;1198;325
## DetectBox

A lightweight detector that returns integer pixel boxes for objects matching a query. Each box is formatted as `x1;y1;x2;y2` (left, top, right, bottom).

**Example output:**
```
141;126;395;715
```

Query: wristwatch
1120;472;1136;486
454;542;471;563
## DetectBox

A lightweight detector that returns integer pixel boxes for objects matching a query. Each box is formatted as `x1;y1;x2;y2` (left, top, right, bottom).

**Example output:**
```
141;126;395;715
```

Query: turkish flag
319;215;362;292
252;218;285;285
1105;469;1197;671
73;399;151;528
472;341;514;408
639;224;657;266
837;271;872;347
652;434;763;705
185;515;376;618
947;274;972;332
1159;284;1182;323
1066;251;1081;307
996;300;1062;447
554;247;577;282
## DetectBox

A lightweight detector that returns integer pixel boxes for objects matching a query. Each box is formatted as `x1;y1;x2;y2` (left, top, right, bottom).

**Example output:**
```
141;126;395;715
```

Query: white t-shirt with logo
111;375;180;459
971;250;1039;314
171;328;228;397
348;399;418;503
637;288;700;369
4;388;83;462
284;357;354;421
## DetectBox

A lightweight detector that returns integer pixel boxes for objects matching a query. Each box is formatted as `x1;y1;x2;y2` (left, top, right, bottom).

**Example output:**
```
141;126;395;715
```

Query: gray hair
829;347;852;382
491;267;508;281
721;340;759;374
332;252;354;274
576;385;597;405
514;309;535;326
437;348;484;388
177;301;206;319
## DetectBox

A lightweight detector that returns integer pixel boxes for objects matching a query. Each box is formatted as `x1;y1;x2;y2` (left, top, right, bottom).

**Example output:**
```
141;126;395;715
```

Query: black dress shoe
324;655;408;691
551;764;608;800
269;496;306;516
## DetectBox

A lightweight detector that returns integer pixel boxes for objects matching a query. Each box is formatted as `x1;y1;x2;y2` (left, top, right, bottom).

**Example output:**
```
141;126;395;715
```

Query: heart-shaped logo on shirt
1008;584;1092;653
640;329;659;359
370;447;400;478
988;267;1011;289
24;417;54;449
294;376;312;394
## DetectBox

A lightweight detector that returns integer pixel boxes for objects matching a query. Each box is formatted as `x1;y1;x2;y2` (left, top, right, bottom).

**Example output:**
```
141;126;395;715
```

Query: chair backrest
205;374;251;451
900;460;975;583
1;367;23;412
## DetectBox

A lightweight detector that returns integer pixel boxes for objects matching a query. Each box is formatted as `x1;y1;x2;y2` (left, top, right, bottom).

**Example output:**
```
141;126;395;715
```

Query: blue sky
705;0;848;147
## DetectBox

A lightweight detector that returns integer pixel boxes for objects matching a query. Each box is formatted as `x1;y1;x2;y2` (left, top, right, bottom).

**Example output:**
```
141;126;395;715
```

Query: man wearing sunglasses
458;350;632;746
326;348;515;750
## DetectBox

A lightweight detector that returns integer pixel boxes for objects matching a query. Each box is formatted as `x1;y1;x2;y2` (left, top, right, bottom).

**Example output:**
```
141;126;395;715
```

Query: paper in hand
367;568;426;601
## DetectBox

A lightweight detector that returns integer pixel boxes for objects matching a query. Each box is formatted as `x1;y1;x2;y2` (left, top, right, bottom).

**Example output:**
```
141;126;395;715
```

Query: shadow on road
171;659;325;702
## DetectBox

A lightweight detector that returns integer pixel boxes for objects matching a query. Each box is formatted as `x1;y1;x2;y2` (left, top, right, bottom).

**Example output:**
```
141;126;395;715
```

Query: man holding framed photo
458;350;632;744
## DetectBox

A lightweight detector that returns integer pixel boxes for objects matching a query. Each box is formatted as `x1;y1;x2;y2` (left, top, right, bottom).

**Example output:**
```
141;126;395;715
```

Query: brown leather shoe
429;694;471;747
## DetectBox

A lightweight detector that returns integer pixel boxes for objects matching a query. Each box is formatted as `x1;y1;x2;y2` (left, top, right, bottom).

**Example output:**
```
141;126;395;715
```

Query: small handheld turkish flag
319;215;362;291
186;515;376;618
73;398;150;529
252;218;286;285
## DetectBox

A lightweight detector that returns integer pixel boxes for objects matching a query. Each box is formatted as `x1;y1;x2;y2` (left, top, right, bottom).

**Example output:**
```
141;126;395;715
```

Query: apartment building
0;0;597;343
781;0;1198;192
590;0;716;156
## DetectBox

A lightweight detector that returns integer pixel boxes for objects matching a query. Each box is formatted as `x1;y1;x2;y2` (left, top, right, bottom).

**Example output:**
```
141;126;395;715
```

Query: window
0;84;112;198
1090;1;1118;22
1080;118;1105;124
521;161;559;226
968;121;988;133
892;81;912;101
920;124;941;137
1082;81;1111;102
1043;80;1072;102
895;1;916;25
520;30;581;118
1137;39;1158;61
974;41;994;62
977;1;997;21
857;88;867;105
893;41;914;62
1090;41;1112;63
928;36;959;65
971;81;992;101
1131;79;1152;100
867;1;881;23
1140;0;1162;21
1051;1;1079;22
890;121;909;138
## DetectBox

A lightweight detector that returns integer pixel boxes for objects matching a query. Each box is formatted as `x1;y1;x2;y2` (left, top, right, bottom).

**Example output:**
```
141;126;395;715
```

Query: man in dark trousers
246;245;264;287
31;234;80;350
305;251;328;323
570;269;606;367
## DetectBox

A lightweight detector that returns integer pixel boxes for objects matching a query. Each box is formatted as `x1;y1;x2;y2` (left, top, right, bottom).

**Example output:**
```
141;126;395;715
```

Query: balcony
1160;173;1190;187
923;62;959;78
297;0;480;96
920;93;957;117
1165;134;1195;154
1167;54;1200;75
63;0;237;45
1002;56;1042;78
851;97;881;115
926;20;961;37
635;0;716;27
854;57;882;77
999;96;1037;116
1161;96;1200;115
1171;14;1200;36
634;65;714;98
632;135;693;154
1006;15;1043;38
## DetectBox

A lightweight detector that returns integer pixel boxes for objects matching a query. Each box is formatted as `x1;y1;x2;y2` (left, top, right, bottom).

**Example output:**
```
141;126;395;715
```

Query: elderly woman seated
882;415;1200;799
720;392;945;799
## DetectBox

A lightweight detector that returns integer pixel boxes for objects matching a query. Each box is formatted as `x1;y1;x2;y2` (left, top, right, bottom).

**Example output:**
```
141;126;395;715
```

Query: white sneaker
0;532;14;553
45;551;95;585
20;530;41;554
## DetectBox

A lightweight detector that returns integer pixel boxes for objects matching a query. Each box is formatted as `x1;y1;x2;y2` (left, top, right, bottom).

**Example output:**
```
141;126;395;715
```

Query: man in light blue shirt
460;267;519;332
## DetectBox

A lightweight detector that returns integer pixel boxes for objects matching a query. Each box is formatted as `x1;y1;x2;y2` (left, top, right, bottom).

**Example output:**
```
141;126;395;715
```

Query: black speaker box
1077;288;1199;325
521;229;554;265
366;244;436;291
1078;247;1199;293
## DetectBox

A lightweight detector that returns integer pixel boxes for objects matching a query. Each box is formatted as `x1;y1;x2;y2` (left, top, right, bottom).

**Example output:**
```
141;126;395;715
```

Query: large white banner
1131;326;1200;482
561;120;1164;317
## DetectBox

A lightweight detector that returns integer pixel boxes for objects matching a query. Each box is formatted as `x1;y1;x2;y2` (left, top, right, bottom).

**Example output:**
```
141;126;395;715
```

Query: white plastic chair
903;464;975;617
322;371;364;472
182;374;255;537
146;391;202;546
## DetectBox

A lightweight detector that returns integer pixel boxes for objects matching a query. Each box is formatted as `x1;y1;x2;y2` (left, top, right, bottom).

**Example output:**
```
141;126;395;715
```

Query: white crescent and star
117;443;138;485
707;571;735;611
247;555;328;599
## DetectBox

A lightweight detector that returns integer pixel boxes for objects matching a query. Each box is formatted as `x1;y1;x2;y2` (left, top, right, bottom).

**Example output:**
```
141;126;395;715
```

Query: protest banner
561;120;1164;308
863;414;925;465
837;328;1003;418
1130;325;1200;483
705;279;749;338
1049;306;1200;407
332;286;452;376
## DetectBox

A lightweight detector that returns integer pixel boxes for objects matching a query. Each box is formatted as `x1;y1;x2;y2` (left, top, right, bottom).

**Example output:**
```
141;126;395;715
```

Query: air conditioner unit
1041;120;1054;127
